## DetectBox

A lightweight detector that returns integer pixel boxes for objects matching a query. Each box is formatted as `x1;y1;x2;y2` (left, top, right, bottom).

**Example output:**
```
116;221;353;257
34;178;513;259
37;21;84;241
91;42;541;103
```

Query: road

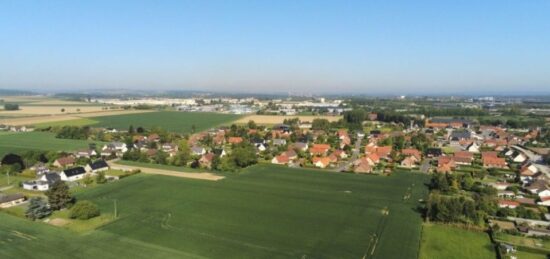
420;158;432;173
335;134;363;172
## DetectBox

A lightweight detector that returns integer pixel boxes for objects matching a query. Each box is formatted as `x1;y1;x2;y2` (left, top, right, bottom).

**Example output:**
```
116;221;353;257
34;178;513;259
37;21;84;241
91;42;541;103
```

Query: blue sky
1;0;549;94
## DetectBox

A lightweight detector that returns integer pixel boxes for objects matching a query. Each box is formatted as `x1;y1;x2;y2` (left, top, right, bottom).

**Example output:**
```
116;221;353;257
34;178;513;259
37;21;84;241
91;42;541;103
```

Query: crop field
1;165;428;258
0;131;105;157
90;111;242;133
419;224;495;259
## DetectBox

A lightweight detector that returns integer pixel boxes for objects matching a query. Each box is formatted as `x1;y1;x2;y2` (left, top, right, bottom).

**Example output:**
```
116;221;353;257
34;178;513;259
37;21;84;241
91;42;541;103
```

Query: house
283;150;298;160
353;158;374;173
513;153;527;163
437;156;456;173
453;151;474;165
161;143;178;153
466;142;480;153
60;167;87;182
525;179;548;194
191;146;206;156
366;153;380;165
401;148;422;161
85;160;109;174
212;148;227;158
53;156;75;168
500;243;516;254
272;139;287;146
333;150;348;159
368;113;378;121
489;182;510;191
292;142;309;152
498;200;520;209
148;133;160;142
103;142;128;153
40;172;61;185
22;180;50;191
255;143;267;152
272;154;290;165
482;151;498;159
483;156;507;168
0;193;26;208
400;156;418;168
199;153;216;168
75;149;97;158
228;137;243;144
539;189;550;198
312;157;331;168
426;148;443;158
309;144;331;156
538;197;550;207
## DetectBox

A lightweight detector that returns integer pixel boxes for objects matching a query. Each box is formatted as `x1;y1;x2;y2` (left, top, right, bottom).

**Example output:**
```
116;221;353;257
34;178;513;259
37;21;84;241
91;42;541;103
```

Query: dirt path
108;161;225;181
0;109;154;126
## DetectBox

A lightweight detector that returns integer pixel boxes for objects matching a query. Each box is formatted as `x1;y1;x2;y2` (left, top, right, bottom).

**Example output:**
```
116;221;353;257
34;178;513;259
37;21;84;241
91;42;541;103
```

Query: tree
46;181;73;210
69;200;100;220
3;103;19;111
61;108;65;112
96;171;107;184
247;120;257;129
128;125;135;134
25;197;52;220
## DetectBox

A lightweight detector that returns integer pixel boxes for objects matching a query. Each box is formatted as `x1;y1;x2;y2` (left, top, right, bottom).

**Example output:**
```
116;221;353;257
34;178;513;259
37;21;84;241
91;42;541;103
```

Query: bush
3;103;19;111
69;200;100;220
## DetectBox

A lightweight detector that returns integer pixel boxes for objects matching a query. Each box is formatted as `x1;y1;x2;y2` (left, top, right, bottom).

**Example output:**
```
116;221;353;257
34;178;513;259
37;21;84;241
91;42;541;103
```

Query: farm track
108;161;225;181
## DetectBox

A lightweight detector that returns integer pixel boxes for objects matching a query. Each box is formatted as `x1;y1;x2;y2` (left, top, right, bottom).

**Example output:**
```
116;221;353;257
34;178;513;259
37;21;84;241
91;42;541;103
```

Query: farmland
419;224;495;259
0;132;105;157
0;165;428;258
91;111;242;133
234;114;342;125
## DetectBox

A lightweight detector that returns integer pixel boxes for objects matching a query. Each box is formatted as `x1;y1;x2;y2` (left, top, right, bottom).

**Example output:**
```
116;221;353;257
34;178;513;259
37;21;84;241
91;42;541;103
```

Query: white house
60;167;87;182
538;189;550;199
513;153;527;163
22;180;50;191
85;160;109;174
0;194;26;208
466;142;480;153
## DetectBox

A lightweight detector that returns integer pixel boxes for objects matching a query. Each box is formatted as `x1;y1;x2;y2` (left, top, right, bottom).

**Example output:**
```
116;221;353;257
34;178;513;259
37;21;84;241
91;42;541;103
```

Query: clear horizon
1;1;550;94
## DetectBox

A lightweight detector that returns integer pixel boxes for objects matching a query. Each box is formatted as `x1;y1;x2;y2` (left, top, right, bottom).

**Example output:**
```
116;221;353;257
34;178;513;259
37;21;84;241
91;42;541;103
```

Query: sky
1;0;549;95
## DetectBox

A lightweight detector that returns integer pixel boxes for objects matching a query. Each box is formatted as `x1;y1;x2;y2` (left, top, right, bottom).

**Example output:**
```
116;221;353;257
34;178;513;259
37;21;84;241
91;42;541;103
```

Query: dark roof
450;131;471;140
89;160;109;170
0;193;25;203
426;148;443;156
43;172;61;184
63;167;86;177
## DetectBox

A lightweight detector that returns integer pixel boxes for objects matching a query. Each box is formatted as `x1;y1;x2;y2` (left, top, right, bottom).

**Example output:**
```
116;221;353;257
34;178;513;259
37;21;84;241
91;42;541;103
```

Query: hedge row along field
1;165;429;258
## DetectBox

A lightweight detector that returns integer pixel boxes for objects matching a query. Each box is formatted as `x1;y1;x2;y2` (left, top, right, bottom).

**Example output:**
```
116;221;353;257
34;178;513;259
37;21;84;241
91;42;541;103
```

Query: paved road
335;135;363;172
420;158;432;173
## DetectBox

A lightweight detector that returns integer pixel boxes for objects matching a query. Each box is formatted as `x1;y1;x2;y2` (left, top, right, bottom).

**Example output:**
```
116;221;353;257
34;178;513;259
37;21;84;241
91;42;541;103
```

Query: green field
0;131;105;157
419;224;495;259
1;165;428;258
91;111;242;133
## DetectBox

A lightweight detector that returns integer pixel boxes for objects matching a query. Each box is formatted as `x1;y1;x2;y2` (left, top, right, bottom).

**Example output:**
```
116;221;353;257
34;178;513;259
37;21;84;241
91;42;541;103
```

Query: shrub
69;200;100;220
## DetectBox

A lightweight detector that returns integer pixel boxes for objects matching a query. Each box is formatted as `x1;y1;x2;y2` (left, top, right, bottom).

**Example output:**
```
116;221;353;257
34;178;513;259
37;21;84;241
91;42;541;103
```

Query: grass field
0;131;105;157
0;165;428;258
91;111;242;133
419;224;495;259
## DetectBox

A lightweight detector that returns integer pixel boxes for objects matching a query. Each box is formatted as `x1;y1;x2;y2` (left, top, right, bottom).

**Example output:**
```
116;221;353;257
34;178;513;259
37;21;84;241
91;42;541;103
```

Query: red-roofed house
312;157;331;168
401;148;422;161
228;137;244;144
498;200;519;209
483;156;507;169
309;144;331;156
272;154;290;165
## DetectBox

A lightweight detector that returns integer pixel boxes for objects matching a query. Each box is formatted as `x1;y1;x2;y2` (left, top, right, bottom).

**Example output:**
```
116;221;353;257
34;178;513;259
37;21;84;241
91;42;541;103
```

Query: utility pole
7;169;10;185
